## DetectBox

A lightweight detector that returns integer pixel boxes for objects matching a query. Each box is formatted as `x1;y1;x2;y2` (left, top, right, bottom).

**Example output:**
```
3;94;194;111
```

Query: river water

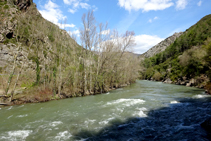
0;80;211;141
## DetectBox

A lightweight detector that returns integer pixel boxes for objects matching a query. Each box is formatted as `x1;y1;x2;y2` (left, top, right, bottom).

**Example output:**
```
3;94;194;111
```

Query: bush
4;5;9;9
48;34;55;42
153;72;162;81
145;67;154;79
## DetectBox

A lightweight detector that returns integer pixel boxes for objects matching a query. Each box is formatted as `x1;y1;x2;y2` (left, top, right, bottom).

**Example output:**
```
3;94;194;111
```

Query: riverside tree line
1;9;140;101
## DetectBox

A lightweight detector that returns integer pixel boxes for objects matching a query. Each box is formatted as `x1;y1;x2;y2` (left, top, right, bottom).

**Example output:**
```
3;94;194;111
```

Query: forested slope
140;14;211;93
0;0;140;104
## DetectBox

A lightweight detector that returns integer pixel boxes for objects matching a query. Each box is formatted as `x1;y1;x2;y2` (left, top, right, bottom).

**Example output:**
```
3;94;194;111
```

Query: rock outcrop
140;32;183;59
162;74;209;88
0;0;76;75
15;0;32;11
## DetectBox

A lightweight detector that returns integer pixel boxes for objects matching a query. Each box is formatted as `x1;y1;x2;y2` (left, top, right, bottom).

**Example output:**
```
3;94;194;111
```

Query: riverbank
0;83;133;107
0;80;210;140
144;76;211;95
1;78;210;107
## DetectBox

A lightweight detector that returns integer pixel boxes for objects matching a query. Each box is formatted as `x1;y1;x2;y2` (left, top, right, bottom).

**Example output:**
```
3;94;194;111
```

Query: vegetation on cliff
0;0;140;104
140;14;211;91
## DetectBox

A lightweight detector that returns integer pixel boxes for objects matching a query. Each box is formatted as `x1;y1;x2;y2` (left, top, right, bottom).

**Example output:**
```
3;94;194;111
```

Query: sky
33;0;211;54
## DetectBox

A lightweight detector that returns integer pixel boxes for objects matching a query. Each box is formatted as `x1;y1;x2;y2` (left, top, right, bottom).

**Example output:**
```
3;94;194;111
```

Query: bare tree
80;10;97;95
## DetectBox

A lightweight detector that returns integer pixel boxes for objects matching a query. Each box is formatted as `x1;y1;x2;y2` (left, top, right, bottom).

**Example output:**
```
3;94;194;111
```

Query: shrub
145;67;154;79
48;34;55;42
4;5;9;9
153;72;162;81
34;87;53;102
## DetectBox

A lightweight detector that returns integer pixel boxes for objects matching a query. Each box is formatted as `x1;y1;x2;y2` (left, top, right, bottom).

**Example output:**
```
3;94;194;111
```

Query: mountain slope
0;0;140;104
139;32;183;59
140;14;211;92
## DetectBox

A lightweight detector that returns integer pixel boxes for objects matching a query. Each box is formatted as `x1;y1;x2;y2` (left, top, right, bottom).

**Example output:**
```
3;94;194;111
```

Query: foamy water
50;121;63;127
0;130;32;141
16;114;28;118
0;80;210;141
192;94;211;99
55;131;72;140
106;98;145;107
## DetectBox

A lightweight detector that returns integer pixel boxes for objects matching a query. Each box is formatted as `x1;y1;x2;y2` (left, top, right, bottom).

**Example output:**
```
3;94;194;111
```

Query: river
0;80;211;141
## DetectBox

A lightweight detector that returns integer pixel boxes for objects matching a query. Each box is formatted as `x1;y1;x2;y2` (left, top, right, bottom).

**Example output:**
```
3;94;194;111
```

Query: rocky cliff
0;0;77;72
139;32;183;59
0;0;80;99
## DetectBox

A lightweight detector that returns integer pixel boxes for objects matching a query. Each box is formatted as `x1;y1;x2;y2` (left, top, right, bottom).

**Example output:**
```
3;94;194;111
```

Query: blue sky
33;0;211;54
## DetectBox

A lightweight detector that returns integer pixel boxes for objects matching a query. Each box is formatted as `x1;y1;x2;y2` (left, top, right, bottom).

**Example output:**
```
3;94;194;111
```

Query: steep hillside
0;0;83;103
139;32;183;59
140;14;211;93
0;0;78;70
0;0;140;104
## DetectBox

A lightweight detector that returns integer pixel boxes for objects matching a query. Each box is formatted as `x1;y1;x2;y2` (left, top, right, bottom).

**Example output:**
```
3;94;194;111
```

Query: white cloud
63;0;77;5
64;0;97;14
68;8;77;14
68;30;80;37
118;0;174;12
92;5;98;11
100;30;110;35
197;0;202;6
148;16;158;23
57;23;75;29
80;2;90;9
176;0;188;10
148;19;152;23
133;34;164;54
73;2;80;8
39;0;75;29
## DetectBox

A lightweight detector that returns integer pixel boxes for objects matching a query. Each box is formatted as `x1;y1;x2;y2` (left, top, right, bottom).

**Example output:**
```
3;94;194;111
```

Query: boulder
163;78;172;84
186;78;196;87
180;81;186;85
186;83;191;87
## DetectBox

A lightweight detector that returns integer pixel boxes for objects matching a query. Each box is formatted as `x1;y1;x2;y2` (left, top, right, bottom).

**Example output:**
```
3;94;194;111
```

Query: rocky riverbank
156;74;211;94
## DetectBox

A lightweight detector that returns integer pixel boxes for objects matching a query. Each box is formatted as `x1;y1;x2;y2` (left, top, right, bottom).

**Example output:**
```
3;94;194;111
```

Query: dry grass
33;87;53;102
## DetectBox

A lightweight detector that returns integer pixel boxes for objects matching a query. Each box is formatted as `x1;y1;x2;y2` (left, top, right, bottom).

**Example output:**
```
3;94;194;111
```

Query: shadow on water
73;97;211;141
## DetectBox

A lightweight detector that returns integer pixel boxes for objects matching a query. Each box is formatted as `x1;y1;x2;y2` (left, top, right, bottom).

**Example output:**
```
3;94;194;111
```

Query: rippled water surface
0;80;211;140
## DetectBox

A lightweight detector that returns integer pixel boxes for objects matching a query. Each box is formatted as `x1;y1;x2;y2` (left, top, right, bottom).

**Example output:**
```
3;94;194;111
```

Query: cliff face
15;0;32;11
140;32;183;59
0;0;77;73
0;0;81;99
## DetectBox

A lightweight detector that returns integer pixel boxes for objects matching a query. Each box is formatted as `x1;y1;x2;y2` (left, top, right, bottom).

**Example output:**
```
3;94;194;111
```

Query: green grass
3;4;9;9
